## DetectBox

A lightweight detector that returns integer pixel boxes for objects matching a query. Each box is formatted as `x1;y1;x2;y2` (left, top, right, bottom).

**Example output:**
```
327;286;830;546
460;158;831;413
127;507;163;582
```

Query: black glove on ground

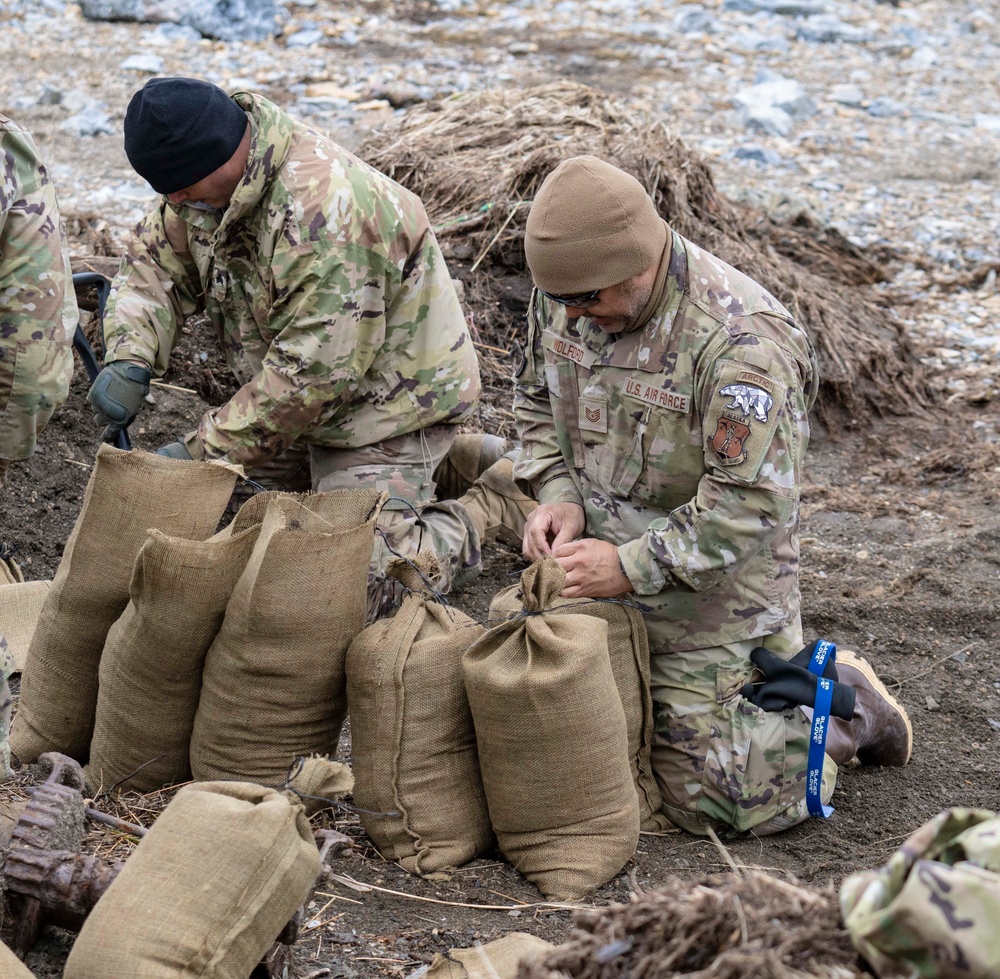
741;641;856;719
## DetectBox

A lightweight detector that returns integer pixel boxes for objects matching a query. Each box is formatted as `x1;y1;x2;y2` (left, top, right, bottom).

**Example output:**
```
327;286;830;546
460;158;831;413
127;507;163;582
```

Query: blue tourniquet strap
806;639;837;818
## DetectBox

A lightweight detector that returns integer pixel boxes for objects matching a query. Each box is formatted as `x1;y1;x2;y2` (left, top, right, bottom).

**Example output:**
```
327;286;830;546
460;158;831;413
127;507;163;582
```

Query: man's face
559;267;656;334
166;167;241;211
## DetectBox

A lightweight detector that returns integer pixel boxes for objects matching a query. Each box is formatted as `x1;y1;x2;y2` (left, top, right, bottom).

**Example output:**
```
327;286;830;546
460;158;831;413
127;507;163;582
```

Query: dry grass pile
357;81;931;422
516;870;866;979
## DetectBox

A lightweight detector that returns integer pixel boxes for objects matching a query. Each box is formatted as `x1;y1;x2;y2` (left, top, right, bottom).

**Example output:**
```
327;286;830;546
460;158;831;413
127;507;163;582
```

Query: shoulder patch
705;362;786;481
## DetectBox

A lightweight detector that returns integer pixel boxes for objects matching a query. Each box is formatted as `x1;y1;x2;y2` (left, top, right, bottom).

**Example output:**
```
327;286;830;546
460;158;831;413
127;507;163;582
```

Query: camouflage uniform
0;115;76;483
513;227;835;836
0;115;74;774
102;93;483;589
841;807;1000;978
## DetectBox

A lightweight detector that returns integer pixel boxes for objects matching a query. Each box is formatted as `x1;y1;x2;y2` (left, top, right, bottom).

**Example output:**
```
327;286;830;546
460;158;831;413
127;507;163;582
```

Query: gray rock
741;102;794;137
723;0;828;14
151;22;204;41
828;83;865;107
974;114;1000;133
61;102;114;137
120;53;165;73
38;85;64;106
731;144;784;165
735;77;817;120
79;0;282;42
867;96;906;118
729;30;791;54
796;16;874;44
673;4;716;34
284;28;324;47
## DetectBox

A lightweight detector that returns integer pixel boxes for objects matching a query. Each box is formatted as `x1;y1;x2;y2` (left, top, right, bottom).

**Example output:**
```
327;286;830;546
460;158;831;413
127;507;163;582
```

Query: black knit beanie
124;77;248;195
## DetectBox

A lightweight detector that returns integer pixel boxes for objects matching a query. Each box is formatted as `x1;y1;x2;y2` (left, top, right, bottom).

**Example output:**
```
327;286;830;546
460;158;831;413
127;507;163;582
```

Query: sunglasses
538;287;602;308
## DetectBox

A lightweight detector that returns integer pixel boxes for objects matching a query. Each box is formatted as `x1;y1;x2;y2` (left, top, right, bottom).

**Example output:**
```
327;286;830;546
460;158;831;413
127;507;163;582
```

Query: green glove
155;440;193;460
87;361;151;442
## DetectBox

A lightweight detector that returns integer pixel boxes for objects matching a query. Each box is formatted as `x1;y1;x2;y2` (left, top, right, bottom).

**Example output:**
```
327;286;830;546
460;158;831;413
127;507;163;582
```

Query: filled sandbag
0;580;50;673
190;489;383;784
63;780;320;979
11;446;241;764
0;939;34;978
285;753;355;816
488;579;666;831
347;560;492;873
463;559;639;900
425;934;553;978
86;523;263;794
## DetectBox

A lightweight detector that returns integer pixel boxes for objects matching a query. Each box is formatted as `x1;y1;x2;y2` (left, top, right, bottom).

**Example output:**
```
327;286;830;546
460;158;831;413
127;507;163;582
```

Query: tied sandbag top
518;559;567;613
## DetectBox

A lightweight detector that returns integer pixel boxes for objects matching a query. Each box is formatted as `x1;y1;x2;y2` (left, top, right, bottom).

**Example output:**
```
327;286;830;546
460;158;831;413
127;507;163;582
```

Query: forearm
618;479;796;596
102;209;201;373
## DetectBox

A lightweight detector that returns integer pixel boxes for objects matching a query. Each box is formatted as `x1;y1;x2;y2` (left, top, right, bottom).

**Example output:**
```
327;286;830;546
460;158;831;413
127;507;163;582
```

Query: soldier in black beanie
123;76;250;201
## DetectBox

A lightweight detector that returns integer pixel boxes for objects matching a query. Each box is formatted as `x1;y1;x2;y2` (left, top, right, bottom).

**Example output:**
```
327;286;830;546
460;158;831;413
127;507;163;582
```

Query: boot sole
838;650;913;766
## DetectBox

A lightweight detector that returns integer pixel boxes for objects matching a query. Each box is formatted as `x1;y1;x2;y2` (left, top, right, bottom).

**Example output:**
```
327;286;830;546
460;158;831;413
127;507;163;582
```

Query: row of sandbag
11;445;384;790
349;557;671;901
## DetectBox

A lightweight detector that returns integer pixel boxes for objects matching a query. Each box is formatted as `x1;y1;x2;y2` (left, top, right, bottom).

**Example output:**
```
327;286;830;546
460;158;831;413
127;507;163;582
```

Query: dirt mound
517;870;864;979
356;80;930;422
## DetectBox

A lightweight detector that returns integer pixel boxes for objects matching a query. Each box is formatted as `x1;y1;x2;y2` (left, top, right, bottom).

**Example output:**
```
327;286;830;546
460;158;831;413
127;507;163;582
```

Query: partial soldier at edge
0;113;77;776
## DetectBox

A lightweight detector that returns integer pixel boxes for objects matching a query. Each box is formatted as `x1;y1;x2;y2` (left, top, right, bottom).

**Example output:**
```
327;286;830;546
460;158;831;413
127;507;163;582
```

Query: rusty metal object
2;848;123;924
11;752;87;853
1;752;89;956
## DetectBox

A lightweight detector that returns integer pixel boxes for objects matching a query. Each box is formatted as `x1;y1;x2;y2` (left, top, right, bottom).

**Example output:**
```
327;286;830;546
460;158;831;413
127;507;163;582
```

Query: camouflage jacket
103;93;480;466
513;227;818;651
0;115;76;462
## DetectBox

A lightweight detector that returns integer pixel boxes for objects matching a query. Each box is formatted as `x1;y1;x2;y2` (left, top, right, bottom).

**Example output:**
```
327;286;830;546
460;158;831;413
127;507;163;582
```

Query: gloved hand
741;642;856;719
155;440;193;460
87;361;151;442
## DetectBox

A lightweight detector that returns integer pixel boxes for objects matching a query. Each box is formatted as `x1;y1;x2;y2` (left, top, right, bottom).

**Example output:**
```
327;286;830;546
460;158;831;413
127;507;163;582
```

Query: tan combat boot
434;433;510;501
825;650;912;768
458;456;537;547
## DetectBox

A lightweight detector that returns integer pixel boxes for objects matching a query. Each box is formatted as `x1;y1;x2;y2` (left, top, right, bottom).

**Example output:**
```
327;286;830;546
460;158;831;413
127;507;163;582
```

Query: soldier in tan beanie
514;156;912;838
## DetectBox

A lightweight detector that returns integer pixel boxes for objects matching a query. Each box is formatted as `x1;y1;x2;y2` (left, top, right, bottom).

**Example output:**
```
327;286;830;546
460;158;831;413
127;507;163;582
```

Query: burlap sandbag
190;489;383;784
285;754;355;816
0;939;34;978
0;580;50;672
488;581;667;832
347;559;493;874
85;523;263;794
63;780;320;979
11;446;241;765
463;560;639;901
425;934;553;978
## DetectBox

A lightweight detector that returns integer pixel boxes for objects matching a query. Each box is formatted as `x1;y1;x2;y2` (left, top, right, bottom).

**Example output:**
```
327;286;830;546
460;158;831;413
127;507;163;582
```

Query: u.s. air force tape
806;639;837;819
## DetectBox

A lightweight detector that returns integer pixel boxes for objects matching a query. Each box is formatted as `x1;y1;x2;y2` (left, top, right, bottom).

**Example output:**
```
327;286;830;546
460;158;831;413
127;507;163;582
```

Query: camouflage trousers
308;425;482;597
0;332;73;464
649;624;838;837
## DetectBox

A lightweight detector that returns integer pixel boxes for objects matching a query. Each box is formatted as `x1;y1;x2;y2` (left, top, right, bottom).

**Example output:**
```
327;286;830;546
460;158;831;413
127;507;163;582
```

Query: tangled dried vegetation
357;81;931;423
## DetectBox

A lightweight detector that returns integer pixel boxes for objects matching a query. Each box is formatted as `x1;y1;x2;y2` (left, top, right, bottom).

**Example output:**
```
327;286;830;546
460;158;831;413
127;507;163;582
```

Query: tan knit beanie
524;156;667;294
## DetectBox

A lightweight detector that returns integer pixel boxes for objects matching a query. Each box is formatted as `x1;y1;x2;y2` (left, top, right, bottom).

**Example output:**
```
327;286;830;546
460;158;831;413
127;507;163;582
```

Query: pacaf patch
705;364;785;480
